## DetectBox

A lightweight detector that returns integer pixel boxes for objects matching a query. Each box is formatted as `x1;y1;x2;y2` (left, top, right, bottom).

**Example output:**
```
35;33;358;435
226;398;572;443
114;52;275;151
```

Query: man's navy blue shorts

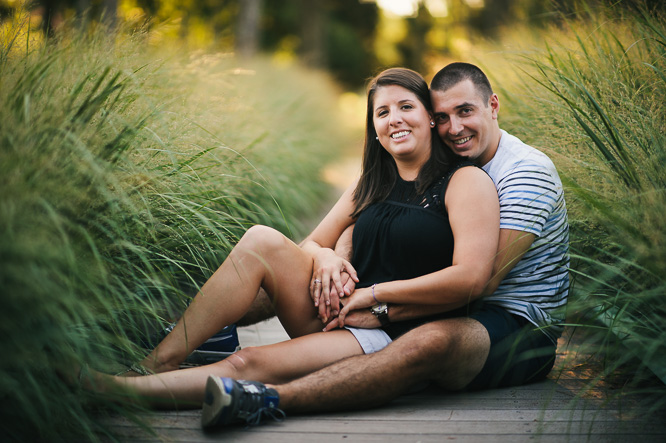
383;302;557;389
466;302;556;389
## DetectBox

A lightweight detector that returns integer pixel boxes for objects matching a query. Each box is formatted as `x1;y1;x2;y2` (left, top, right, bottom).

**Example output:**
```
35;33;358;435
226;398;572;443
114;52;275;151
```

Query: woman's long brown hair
351;68;458;219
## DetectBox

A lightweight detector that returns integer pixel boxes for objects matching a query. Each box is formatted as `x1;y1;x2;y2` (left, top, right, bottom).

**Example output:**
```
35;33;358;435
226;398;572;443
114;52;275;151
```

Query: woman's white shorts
346;327;392;354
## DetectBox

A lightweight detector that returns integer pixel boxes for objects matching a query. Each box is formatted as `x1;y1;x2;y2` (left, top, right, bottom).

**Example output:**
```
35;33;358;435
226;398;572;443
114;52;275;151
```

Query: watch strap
370;302;390;327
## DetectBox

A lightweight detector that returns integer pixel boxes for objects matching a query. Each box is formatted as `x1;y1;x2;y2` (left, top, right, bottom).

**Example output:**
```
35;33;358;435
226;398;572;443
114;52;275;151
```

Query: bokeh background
1;0;664;440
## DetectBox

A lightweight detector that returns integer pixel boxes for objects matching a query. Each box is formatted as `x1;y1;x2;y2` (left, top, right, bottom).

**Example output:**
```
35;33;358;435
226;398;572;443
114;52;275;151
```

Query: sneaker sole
201;375;233;428
184;346;242;365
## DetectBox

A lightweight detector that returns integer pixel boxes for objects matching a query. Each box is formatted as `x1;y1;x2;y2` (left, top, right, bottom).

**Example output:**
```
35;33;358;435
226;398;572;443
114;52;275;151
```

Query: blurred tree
301;0;324;66
102;0;117;28
39;0;64;37
32;0;117;36
397;3;432;75
0;1;12;21
236;0;261;57
324;0;379;86
261;0;378;87
467;0;558;37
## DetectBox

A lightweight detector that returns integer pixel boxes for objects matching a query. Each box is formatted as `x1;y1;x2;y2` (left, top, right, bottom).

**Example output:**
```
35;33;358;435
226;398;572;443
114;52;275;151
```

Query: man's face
431;79;500;166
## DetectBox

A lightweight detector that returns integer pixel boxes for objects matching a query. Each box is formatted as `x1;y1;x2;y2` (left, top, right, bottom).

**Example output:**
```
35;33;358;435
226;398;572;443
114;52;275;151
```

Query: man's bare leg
237;289;275;326
274;318;490;412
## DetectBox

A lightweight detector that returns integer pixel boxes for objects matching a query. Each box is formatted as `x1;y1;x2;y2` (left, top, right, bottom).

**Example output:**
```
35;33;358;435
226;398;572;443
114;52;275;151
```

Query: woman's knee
217;346;263;378
239;225;291;255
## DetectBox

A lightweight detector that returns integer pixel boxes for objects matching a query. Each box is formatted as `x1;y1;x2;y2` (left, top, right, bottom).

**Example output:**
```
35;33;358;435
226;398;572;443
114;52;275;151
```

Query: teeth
391;131;410;139
453;136;472;145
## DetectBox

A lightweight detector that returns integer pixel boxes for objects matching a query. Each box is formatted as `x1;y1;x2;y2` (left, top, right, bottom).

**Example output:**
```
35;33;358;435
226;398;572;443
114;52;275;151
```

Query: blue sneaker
185;324;241;365
201;376;285;428
140;323;241;365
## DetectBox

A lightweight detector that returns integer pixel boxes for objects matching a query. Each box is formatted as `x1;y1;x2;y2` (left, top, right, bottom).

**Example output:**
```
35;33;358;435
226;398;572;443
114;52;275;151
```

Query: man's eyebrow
455;102;476;110
434;102;477;116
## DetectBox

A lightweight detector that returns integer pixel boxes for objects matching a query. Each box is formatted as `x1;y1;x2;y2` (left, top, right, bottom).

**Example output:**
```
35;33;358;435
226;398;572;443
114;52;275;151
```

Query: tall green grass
0;18;348;440
492;4;665;405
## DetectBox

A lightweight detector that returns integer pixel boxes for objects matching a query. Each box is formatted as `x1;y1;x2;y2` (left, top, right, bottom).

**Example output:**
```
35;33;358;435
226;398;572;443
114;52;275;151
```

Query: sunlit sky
376;0;420;16
375;0;483;18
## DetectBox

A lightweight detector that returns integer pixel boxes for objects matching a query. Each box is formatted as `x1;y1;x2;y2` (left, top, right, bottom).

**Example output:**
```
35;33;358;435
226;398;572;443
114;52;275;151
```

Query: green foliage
499;4;666;399
0;18;345;440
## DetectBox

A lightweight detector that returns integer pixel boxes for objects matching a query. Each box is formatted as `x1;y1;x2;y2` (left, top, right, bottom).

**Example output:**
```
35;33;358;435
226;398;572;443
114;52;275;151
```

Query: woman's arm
300;180;359;319
337;166;499;325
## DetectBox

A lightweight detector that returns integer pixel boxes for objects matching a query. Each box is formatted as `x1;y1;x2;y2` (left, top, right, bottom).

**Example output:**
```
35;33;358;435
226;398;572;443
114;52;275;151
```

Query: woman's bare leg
139;225;324;374
104;329;363;408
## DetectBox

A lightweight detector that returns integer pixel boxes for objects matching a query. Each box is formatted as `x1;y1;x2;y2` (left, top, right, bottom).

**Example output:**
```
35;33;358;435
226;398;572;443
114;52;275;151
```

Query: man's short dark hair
430;62;494;104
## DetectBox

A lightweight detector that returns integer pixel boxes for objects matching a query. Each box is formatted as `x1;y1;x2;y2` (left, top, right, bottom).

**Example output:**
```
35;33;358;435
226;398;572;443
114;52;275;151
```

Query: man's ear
490;94;500;119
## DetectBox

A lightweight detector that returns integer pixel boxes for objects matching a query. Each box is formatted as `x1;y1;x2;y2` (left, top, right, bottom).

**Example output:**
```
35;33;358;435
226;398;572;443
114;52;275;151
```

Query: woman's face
372;85;433;170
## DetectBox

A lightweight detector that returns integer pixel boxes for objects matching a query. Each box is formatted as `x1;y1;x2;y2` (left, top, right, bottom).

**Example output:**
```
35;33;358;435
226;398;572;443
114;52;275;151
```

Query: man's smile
453;136;472;145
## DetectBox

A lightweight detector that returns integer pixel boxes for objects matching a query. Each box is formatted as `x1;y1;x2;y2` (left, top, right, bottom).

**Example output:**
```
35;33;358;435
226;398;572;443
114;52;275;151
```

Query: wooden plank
103;409;666;434
102;427;666;443
98;322;666;443
106;418;666;441
101;406;627;429
195;419;666;435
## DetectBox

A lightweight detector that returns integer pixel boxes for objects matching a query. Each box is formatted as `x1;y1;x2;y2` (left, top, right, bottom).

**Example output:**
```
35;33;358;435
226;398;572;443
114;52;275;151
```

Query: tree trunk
300;0;324;67
236;0;262;58
102;0;118;30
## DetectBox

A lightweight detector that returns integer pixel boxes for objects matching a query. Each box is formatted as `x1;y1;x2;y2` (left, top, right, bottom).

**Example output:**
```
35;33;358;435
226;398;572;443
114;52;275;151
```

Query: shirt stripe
482;130;570;343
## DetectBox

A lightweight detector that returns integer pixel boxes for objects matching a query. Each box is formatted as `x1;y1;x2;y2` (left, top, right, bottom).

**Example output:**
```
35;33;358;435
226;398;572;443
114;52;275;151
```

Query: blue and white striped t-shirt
482;130;570;344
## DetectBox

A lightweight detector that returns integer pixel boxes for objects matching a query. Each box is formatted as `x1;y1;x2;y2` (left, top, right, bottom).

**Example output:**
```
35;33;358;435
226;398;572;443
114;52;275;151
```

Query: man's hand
323;308;380;331
337;286;376;327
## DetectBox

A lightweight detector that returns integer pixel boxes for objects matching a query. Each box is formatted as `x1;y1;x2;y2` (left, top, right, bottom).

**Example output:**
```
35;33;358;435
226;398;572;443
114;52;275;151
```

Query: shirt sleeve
495;161;560;237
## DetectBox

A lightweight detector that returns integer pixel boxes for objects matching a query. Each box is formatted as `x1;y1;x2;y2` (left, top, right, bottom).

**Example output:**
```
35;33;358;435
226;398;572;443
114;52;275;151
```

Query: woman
79;68;499;411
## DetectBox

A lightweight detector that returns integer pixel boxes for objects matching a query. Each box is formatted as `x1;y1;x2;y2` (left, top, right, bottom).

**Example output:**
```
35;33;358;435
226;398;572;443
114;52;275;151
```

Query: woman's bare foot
116;352;180;377
59;364;115;394
116;363;152;377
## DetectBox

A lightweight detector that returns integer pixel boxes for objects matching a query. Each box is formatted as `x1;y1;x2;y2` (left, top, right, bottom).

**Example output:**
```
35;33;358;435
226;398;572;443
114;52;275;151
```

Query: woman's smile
373;85;433;171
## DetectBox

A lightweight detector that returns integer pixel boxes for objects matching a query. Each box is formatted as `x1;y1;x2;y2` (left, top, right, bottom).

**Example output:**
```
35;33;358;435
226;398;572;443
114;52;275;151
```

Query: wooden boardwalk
103;319;666;442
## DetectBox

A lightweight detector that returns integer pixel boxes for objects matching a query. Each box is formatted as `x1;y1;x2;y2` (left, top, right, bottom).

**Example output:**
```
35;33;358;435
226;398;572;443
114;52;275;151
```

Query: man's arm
336;228;535;328
336;167;500;326
483;228;535;296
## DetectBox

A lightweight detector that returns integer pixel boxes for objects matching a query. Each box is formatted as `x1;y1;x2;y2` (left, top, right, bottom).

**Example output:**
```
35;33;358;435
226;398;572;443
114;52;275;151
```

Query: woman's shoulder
449;160;482;175
441;161;494;198
439;161;485;186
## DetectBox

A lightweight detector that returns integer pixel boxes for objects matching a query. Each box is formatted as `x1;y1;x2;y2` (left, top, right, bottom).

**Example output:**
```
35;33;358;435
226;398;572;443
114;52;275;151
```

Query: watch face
370;303;389;326
371;303;387;315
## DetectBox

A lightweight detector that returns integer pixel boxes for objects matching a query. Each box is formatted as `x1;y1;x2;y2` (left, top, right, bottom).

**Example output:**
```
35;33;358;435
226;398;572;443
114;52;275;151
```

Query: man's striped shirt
482;130;570;343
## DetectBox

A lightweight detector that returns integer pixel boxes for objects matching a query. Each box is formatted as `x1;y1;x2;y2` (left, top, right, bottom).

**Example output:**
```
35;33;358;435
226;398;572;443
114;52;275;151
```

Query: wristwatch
370;302;390;327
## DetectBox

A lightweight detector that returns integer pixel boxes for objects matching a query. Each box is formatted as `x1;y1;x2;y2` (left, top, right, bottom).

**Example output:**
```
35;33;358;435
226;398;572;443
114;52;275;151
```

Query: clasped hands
309;248;382;331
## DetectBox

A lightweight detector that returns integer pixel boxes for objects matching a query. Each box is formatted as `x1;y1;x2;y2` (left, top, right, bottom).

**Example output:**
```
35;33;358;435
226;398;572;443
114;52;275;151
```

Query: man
201;62;570;427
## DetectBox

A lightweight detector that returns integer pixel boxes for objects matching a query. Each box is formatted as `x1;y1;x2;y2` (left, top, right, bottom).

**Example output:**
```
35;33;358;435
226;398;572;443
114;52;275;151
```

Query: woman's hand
316;270;357;323
310;248;358;320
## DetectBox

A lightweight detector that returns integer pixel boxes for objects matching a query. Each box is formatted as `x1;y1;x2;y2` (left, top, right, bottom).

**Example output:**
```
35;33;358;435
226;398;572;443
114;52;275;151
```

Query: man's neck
476;128;502;167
